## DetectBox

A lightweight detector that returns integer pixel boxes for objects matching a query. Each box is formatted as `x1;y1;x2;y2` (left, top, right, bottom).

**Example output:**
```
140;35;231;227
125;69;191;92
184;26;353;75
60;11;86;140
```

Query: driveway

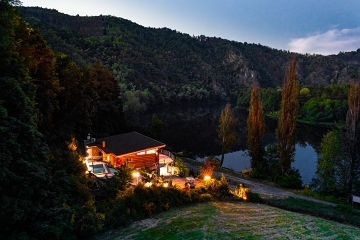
183;158;336;206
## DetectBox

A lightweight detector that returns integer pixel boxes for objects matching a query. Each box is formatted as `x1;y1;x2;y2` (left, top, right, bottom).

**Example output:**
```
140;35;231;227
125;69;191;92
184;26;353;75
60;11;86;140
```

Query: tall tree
247;84;265;175
218;103;237;167
86;60;126;137
277;57;299;174
346;82;360;198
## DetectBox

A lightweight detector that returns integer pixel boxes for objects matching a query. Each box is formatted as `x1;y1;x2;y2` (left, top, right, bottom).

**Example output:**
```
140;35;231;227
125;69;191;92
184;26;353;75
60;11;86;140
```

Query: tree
345;82;360;198
218;103;237;167
86;60;126;137
247;84;265;175
151;113;163;140
316;128;350;196
277;57;299;174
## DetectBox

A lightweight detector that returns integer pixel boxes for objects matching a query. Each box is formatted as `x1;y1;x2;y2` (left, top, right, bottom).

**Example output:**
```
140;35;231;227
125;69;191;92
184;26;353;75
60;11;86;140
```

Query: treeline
0;1;126;238
243;59;360;199
237;84;349;125
18;7;360;113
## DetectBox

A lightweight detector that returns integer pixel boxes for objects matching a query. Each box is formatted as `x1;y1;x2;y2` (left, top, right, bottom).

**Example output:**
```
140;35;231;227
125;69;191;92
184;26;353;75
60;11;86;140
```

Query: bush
200;157;220;178
277;169;303;189
174;157;187;177
203;174;230;200
247;192;262;203
105;183;214;229
231;183;251;201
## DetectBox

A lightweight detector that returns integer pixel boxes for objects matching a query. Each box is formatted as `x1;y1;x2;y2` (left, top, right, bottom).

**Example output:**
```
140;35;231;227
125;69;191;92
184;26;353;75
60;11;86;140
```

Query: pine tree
277;57;299;174
247;84;265;175
218;103;237;167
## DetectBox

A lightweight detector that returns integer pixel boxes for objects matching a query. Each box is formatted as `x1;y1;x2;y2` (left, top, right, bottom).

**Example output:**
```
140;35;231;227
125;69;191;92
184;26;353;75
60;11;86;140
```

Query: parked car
85;160;116;179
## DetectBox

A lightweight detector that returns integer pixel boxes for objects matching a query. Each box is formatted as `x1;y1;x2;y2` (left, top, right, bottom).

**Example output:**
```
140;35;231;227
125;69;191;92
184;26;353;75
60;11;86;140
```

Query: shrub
200;157;220;178
277;169;303;189
230;183;251;201
174;157;187;177
203;174;230;200
247;192;262;203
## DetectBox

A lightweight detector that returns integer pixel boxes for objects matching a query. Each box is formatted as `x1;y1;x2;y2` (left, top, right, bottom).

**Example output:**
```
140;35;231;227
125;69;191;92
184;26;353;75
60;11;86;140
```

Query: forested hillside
18;7;360;112
1;2;126;238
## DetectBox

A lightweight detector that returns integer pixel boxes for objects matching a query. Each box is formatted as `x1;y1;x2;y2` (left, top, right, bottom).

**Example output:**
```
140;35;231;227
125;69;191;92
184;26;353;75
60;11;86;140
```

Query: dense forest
18;7;360;113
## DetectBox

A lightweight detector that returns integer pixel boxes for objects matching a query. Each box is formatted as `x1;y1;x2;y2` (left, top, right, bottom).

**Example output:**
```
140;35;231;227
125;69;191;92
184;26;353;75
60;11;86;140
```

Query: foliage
236;88;251;109
199;157;220;178
230;183;251;200
261;87;282;112
107;184;212;228
277;58;299;174
217;103;237;166
174;157;187;177
315;128;350;196
18;7;360;114
345;82;360;197
151;113;164;141
202;174;230;200
0;2;128;238
247;84;266;173
299;97;347;123
276;169;303;189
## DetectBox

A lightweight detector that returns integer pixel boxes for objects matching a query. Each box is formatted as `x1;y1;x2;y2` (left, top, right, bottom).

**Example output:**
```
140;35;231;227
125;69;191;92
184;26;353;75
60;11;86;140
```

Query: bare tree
277;57;299;174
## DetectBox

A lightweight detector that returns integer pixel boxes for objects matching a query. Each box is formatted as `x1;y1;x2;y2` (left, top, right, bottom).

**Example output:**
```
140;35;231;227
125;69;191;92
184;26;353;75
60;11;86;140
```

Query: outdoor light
132;171;140;184
204;175;211;181
163;182;169;188
145;182;152;187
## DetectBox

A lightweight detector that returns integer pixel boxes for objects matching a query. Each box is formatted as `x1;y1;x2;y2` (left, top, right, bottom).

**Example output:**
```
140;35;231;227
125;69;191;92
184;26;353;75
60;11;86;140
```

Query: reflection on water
218;150;251;172
293;144;317;184
136;103;328;185
214;143;317;184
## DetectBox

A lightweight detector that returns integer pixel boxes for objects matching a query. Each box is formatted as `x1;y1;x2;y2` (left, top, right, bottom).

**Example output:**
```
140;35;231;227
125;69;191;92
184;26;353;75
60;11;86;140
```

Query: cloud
288;28;360;55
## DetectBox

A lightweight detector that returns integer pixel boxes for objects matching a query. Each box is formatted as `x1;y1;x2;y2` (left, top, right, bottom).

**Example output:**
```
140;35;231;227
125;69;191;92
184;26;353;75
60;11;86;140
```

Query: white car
85;160;116;179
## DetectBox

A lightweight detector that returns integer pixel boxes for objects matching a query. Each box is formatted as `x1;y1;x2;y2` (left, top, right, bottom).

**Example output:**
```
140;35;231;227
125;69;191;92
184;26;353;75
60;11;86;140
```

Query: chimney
102;141;106;148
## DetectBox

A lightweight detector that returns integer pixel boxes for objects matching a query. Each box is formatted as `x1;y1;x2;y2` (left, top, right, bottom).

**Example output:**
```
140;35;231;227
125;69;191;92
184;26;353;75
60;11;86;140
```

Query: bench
352;195;360;204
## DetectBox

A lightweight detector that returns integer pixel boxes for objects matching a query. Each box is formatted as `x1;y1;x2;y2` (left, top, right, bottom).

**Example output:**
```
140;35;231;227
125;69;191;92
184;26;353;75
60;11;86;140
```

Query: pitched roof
86;131;165;156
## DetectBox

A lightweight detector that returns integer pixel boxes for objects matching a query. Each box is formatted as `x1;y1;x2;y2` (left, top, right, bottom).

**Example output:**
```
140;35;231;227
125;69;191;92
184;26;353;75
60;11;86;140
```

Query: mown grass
264;196;360;228
96;201;360;240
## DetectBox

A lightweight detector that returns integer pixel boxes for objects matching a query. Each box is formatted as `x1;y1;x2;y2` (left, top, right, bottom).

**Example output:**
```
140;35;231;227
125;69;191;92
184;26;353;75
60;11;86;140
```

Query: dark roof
86;131;165;156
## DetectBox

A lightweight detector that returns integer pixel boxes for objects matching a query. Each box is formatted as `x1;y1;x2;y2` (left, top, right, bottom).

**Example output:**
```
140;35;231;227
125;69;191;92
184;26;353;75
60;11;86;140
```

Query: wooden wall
112;153;158;169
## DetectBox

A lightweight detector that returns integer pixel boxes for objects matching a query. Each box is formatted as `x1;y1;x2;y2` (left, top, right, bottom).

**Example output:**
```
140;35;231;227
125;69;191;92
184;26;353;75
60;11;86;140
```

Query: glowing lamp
204;175;211;181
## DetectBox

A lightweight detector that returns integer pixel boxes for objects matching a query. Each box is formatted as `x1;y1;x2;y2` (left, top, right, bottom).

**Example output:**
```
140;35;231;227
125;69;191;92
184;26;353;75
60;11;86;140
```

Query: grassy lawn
96;201;360;239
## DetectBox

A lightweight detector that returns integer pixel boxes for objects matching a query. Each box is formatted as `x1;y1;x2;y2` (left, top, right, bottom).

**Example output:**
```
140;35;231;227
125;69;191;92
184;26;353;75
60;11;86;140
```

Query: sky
21;0;360;55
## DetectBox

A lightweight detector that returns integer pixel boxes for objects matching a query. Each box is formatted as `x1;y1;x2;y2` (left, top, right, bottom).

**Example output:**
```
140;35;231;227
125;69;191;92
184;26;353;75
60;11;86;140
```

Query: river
132;103;329;185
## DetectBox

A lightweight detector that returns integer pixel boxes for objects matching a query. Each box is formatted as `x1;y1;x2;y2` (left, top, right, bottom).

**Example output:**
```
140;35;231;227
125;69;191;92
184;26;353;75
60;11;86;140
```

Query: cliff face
19;7;360;101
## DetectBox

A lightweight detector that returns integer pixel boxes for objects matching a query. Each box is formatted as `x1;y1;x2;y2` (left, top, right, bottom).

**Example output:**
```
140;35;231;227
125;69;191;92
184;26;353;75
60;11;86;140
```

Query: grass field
96;201;360;239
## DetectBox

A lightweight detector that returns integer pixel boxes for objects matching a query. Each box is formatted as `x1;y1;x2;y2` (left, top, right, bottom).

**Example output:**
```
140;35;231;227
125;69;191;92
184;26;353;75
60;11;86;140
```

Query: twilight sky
21;0;360;55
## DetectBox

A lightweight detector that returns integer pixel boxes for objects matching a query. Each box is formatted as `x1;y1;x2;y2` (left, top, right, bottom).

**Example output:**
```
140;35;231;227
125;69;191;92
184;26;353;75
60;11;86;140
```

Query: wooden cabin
84;131;166;169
